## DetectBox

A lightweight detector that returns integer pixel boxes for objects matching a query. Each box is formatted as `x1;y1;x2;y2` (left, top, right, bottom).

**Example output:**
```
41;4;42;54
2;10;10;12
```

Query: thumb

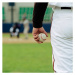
44;31;48;37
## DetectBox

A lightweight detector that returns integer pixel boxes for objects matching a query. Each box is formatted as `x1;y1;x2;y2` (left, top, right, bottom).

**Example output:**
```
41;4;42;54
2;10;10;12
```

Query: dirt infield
3;33;51;44
3;37;50;44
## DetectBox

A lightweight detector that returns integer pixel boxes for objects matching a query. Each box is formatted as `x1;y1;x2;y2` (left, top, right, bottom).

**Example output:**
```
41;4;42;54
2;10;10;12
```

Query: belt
55;6;72;10
61;7;71;9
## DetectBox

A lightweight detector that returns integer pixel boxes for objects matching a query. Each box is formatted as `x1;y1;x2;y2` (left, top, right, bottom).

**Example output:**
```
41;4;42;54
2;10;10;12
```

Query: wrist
33;26;42;28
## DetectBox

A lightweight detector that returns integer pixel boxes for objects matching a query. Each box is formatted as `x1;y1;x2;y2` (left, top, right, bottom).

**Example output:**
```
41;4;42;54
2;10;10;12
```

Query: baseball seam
41;34;46;40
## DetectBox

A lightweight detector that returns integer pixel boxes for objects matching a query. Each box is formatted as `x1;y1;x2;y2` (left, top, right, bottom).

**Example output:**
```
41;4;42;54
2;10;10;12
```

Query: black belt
61;7;71;9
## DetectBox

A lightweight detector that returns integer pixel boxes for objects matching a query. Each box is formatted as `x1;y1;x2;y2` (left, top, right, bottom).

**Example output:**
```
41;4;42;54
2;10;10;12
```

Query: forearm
32;2;48;28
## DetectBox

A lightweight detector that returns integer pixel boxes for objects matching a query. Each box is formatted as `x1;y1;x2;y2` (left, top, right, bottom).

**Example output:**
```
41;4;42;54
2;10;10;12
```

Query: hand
32;27;48;43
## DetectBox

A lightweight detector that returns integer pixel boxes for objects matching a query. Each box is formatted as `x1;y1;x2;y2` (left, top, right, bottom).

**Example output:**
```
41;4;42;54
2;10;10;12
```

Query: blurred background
2;2;54;73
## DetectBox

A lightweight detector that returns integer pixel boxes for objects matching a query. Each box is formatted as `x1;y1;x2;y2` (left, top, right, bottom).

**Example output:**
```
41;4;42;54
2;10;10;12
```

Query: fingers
32;27;42;43
38;27;48;37
36;41;43;44
35;37;39;41
33;35;38;39
44;32;48;37
33;34;43;44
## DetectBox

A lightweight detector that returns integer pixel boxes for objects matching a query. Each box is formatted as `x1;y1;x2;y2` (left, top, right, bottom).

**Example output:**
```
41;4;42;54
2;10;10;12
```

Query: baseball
38;33;46;42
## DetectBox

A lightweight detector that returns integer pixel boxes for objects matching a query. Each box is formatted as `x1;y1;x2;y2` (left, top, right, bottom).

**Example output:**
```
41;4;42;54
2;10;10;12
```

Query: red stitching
41;34;46;40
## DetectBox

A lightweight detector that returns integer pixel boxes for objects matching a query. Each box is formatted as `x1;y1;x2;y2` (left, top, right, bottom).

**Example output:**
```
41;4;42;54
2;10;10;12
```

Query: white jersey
49;2;73;73
23;19;29;28
23;19;29;35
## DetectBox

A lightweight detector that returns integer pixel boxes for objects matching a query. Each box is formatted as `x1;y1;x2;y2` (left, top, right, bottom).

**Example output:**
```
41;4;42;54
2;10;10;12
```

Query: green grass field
3;33;54;73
